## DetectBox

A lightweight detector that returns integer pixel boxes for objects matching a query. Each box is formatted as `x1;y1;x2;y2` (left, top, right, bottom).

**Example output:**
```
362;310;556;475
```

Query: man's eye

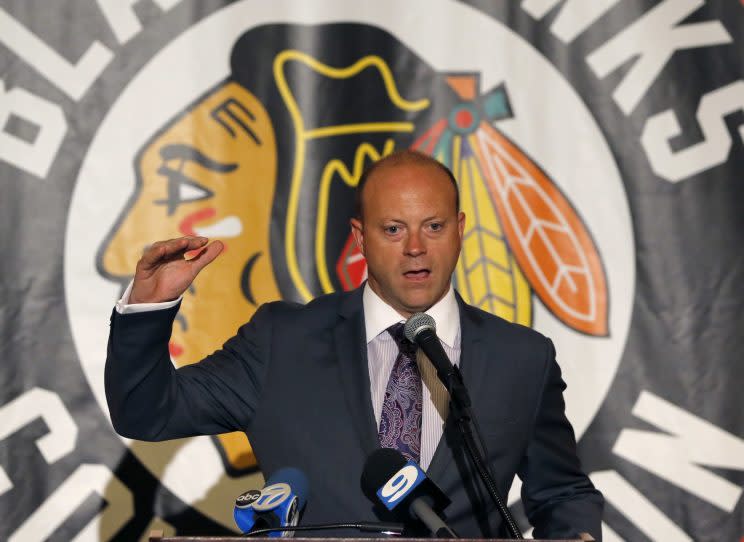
385;225;400;234
429;222;443;231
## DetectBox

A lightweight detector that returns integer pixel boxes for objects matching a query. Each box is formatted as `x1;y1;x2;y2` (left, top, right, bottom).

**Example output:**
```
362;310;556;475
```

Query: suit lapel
334;288;380;456
426;294;487;480
456;296;489;414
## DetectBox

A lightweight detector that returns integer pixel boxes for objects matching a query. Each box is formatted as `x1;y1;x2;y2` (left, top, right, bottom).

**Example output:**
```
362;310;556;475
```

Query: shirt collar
362;283;460;347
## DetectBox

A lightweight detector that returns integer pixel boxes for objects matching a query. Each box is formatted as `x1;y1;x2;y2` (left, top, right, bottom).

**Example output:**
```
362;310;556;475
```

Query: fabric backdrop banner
1;1;742;540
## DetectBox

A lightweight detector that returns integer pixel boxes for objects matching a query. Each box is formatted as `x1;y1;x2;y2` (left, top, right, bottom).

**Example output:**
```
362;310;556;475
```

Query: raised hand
129;236;224;304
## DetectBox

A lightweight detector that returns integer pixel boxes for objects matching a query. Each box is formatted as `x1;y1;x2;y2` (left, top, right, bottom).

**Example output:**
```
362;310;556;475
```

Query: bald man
106;150;603;539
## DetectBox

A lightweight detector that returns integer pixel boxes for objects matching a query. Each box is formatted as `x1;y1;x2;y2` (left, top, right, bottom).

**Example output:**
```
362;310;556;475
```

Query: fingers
188;240;224;276
140;236;208;267
129;238;222;303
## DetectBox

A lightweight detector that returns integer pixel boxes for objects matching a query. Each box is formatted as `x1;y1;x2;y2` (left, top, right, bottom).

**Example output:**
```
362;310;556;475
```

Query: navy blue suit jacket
106;286;603;538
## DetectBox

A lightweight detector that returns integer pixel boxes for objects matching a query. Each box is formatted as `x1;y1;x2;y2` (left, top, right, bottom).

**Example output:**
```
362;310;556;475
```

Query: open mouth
404;269;431;281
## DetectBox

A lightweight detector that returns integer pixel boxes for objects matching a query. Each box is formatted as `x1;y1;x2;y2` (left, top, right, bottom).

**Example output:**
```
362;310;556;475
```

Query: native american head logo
97;23;607;475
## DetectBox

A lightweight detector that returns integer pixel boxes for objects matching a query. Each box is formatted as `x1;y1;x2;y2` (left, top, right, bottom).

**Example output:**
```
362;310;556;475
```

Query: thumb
189;240;224;277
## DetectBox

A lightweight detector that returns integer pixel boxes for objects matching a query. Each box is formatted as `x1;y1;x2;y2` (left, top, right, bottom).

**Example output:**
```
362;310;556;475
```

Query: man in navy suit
106;150;603;539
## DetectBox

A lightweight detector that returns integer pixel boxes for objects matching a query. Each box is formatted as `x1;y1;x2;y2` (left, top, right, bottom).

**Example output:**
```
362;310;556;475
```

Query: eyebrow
379;216;448;224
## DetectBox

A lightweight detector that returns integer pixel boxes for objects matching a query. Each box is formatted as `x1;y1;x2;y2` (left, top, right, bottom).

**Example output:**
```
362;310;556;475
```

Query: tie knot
388;323;417;357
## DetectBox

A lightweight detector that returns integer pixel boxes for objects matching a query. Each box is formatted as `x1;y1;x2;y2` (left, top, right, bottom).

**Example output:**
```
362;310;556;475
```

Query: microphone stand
444;366;523;540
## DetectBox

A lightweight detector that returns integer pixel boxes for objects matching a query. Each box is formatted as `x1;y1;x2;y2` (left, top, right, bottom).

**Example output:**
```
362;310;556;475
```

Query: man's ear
457;211;466;240
350;217;365;256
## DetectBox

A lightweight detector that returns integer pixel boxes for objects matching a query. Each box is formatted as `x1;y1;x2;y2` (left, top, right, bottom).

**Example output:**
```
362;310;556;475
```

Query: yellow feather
454;144;532;326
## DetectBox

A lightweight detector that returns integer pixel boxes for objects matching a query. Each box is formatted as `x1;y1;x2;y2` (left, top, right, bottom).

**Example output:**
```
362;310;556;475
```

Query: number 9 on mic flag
377;461;426;511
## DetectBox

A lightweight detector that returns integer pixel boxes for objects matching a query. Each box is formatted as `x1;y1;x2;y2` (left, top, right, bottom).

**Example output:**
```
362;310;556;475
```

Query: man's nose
404;230;426;256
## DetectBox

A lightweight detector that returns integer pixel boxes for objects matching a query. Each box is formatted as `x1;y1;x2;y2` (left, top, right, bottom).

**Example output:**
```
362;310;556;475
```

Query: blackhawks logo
98;22;608;476
68;2;632;530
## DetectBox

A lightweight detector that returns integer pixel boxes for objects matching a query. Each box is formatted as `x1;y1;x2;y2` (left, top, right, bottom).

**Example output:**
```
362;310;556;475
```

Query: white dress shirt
116;281;462;469
363;284;461;470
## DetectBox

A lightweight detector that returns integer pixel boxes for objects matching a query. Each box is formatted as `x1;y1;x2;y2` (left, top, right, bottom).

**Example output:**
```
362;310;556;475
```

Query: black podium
148;532;595;542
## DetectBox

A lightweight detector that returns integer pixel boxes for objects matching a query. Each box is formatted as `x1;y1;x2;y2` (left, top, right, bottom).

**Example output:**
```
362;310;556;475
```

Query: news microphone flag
234;467;308;537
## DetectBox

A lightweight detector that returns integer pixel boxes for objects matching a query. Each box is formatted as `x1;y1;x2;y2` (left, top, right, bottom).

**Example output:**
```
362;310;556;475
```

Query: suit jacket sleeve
518;338;604;541
105;301;274;440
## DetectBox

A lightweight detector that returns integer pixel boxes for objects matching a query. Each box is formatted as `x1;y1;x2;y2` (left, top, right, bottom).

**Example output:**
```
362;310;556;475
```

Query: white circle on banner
65;0;634;529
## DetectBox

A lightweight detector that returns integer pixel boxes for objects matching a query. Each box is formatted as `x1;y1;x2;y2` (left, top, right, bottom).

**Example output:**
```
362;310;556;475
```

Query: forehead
362;161;456;208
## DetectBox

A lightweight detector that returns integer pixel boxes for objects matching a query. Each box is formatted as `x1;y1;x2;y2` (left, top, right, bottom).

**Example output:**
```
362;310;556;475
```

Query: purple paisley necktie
378;322;422;463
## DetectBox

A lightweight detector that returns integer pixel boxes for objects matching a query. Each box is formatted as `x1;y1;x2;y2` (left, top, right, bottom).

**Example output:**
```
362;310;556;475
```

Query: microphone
234;467;308;537
404;313;470;407
361;448;457;538
404;314;522;539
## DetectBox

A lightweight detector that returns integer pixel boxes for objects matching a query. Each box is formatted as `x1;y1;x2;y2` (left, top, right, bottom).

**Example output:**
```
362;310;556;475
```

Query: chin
402;299;434;314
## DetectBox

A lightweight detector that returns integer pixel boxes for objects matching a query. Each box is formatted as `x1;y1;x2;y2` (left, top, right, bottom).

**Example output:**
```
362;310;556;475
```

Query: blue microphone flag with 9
234;466;308;535
376;460;425;511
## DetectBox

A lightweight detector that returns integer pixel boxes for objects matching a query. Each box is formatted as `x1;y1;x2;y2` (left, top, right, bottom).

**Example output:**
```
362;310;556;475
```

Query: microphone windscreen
360;448;407;501
404;313;436;343
265;467;309;509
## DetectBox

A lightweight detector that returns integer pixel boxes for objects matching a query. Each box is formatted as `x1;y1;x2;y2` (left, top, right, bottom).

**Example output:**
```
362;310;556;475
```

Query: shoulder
459;296;554;358
458;297;562;397
252;288;358;327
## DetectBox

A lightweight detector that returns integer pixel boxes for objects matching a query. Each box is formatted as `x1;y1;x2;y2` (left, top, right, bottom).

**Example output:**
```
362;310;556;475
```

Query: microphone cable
242;521;404;537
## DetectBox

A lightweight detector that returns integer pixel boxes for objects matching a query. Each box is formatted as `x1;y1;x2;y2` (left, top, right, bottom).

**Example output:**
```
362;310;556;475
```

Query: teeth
194;216;243;238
